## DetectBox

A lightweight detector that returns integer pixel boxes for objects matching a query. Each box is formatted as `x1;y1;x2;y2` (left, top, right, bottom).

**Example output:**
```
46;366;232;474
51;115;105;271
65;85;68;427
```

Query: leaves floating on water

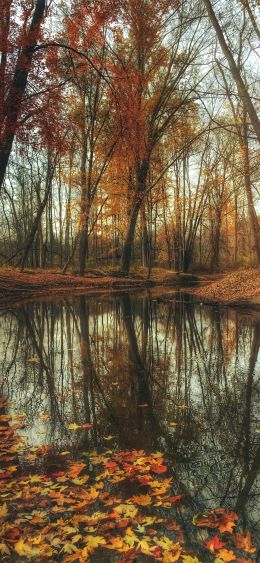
0;398;257;562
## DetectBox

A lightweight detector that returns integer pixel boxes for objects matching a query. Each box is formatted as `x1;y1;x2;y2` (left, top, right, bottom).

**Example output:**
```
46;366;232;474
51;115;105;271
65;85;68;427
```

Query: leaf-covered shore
192;268;260;305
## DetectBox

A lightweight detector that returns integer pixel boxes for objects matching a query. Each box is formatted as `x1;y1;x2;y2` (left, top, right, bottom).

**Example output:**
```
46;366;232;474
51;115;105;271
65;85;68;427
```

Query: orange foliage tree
106;0;202;274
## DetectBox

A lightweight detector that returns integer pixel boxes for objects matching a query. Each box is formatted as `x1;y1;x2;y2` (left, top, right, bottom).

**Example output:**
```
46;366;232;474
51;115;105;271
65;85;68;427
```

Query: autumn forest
0;0;260;275
0;1;260;563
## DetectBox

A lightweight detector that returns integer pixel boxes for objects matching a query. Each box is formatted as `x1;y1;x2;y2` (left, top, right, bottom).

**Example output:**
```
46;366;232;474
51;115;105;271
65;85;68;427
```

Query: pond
0;290;259;561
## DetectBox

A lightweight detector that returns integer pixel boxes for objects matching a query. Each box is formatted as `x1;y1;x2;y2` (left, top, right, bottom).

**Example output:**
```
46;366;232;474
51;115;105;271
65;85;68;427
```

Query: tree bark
0;0;46;189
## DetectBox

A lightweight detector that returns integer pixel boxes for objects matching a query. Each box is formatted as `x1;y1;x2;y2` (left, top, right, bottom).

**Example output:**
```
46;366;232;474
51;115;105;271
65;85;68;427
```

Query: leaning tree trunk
242;111;260;264
0;0;46;190
203;0;260;145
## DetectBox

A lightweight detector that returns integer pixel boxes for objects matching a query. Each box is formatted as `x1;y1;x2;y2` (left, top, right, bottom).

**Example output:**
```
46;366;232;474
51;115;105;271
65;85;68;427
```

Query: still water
0;290;259;544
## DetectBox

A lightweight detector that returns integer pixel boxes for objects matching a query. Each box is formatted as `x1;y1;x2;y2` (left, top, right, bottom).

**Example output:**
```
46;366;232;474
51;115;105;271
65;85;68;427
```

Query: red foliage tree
0;0;46;189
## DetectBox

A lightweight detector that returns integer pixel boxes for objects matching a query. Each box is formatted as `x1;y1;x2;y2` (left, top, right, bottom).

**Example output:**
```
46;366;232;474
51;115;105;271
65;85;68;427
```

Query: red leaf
151;463;167;474
169;495;183;504
105;461;119;469
205;535;226;553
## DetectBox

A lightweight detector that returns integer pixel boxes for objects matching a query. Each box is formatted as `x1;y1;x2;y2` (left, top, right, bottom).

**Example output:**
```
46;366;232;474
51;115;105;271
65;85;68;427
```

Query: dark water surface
1;290;260;546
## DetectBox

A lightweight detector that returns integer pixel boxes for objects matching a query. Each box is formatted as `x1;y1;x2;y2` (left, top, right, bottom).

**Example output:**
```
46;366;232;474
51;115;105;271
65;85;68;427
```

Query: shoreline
0;269;198;307
187;267;260;309
0;267;259;309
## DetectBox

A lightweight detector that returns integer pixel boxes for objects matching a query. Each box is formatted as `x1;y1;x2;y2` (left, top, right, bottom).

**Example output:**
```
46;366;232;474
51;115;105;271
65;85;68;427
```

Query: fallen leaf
68;423;81;430
0;543;10;555
151;463;167;474
182;557;202;563
205;536;226;553
130;494;152;506
14;540;41;558
26;357;38;364
0;502;8;520
234;532;256;553
85;535;106;549
39;414;49;420
215;549;236;561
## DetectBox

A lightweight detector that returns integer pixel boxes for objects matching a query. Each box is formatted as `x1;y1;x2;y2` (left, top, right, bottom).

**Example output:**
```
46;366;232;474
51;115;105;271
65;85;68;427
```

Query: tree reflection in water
0;291;259;540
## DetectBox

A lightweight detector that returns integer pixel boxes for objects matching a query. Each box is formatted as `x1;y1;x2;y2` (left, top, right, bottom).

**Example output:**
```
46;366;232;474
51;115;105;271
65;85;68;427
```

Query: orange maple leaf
234;532;256;553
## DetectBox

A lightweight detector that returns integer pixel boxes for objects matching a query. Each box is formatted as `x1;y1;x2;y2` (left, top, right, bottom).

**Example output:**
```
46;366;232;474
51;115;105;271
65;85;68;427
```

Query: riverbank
0;267;198;306
1;267;259;308
190;267;260;306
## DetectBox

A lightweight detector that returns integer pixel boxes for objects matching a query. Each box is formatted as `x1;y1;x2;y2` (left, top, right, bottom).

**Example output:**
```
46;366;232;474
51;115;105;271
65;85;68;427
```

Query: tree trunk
211;212;221;272
121;163;149;275
182;248;191;273
78;140;89;277
0;0;46;189
79;211;90;276
121;197;143;274
242;111;260;264
20;154;54;271
203;0;260;145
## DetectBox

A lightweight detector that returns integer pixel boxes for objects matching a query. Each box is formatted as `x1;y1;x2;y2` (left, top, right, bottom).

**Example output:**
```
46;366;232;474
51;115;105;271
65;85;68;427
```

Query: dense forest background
0;0;260;275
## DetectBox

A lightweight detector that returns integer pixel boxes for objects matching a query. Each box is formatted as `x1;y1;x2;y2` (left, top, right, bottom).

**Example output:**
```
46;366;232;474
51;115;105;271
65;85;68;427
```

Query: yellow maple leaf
215;549;236;562
114;504;138;518
85;535;106;549
139;516;161;526
137;538;153;556
61;543;79;554
156;536;176;551
163;549;182;562
0;502;8;520
124;527;138;548
182;557;202;563
14;539;42;558
68;423;81;430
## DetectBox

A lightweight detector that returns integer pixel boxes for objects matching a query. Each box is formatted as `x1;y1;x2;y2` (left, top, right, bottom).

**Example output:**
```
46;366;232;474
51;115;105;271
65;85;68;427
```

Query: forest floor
190;267;260;306
0;267;198;306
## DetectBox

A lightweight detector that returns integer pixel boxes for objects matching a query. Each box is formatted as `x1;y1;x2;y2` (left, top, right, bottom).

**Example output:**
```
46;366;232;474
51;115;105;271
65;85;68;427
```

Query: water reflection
0;291;259;539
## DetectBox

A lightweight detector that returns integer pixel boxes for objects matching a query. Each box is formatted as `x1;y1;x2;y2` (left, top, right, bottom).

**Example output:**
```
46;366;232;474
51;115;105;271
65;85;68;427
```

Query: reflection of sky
1;298;259;439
